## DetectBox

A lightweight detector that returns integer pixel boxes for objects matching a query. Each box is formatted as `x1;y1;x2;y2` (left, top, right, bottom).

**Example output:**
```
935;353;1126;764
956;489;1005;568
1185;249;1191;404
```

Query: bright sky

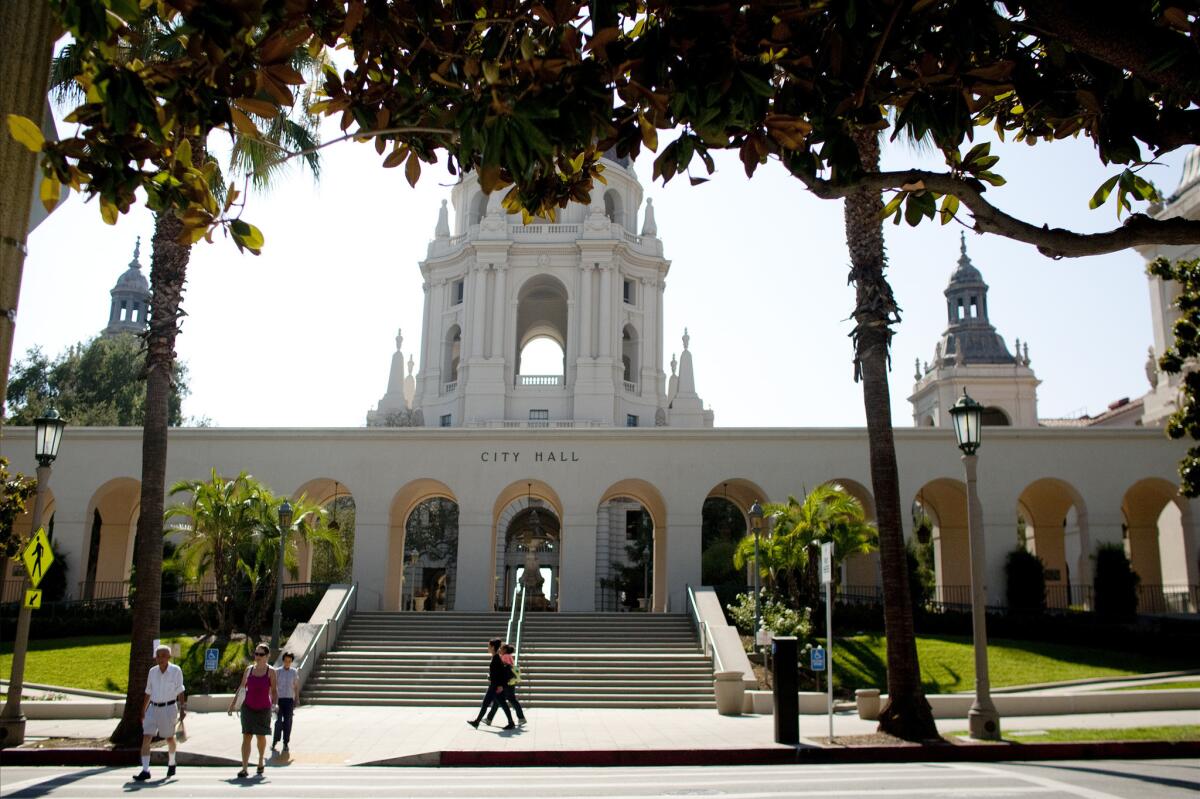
12;109;1192;428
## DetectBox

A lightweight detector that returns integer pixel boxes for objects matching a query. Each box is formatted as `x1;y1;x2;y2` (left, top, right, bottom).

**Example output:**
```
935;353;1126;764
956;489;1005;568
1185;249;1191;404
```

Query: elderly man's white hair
155;644;172;656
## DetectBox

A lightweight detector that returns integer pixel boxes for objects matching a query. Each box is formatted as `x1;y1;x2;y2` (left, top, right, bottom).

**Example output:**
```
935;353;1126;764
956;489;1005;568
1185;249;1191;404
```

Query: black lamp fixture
949;388;984;455
913;489;932;545
278;499;294;532
328;481;341;531
748;500;763;535
34;409;67;467
527;482;541;537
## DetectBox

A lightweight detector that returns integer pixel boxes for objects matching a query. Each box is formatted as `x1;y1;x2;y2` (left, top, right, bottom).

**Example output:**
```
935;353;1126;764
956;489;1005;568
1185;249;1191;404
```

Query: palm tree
239;483;346;639
166;472;344;640
844;127;938;740
734;485;877;607
47;27;324;746
165;471;261;638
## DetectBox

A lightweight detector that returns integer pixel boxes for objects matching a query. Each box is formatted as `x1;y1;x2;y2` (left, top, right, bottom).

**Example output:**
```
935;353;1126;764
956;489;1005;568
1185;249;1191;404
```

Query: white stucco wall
2;424;1194;611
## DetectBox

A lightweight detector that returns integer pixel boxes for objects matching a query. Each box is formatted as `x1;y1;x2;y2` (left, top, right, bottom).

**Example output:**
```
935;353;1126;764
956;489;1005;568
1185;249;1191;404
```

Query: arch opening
515;276;568;386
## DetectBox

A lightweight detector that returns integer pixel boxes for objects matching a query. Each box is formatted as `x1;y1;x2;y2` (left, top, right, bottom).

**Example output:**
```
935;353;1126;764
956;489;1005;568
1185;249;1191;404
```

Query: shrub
1094;543;1140;619
726;589;813;642
281;591;323;626
1005;547;1047;614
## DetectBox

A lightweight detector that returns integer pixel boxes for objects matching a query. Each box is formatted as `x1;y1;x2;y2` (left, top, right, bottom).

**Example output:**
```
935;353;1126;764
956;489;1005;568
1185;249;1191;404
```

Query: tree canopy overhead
11;1;1199;258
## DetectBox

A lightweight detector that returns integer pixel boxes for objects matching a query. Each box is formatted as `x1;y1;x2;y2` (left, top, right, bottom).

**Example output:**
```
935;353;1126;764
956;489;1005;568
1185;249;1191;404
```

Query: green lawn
0;634;258;694
1110;680;1200;691
946;726;1200;743
833;634;1197;694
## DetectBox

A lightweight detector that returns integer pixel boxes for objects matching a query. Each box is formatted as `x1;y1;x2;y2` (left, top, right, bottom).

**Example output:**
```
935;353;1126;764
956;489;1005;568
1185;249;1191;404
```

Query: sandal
256;765;264;775
237;769;248;779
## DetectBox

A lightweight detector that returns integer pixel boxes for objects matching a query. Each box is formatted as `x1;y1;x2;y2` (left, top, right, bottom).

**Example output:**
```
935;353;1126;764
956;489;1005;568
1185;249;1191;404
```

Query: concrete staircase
303;612;715;708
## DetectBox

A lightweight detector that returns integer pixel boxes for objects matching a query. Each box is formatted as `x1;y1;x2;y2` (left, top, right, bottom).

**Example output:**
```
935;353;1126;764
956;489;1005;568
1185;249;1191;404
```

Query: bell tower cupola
103;237;151;337
909;234;1039;427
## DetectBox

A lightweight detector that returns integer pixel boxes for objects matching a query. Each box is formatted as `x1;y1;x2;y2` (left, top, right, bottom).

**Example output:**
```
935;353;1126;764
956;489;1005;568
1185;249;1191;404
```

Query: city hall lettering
480;451;580;463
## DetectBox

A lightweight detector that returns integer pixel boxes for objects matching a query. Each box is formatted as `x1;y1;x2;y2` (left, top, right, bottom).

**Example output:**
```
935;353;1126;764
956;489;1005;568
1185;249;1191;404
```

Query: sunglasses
255;651;268;657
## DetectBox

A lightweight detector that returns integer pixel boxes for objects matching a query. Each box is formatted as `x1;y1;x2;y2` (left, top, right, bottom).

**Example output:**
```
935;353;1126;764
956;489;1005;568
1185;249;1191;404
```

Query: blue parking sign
204;648;220;672
810;646;826;671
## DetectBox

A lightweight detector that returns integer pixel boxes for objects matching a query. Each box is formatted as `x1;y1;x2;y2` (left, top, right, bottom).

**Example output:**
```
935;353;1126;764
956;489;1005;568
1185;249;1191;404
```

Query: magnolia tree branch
788;167;1200;258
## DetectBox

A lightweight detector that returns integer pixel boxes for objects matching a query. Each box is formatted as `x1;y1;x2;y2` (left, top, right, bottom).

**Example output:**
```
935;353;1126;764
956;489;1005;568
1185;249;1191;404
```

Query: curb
4;740;1197;768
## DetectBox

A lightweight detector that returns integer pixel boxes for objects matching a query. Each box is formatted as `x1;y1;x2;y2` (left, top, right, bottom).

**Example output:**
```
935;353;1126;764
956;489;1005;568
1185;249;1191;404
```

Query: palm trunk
844;128;937;741
111;210;191;746
0;3;56;420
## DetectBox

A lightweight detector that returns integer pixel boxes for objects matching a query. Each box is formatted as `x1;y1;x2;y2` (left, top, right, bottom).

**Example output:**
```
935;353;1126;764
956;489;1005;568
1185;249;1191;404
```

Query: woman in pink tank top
227;644;277;778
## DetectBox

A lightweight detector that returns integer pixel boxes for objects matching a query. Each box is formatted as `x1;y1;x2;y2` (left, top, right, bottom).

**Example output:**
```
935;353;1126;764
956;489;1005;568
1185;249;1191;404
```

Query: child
486;643;526;726
272;652;299;753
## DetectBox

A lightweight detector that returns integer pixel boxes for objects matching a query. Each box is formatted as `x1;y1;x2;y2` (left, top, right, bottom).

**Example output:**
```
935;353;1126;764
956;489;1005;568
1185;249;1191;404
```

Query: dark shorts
240;705;271;736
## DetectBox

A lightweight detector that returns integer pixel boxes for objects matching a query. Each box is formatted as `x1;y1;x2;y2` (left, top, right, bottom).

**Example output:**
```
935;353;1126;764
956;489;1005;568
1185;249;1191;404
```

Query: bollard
771;635;798;744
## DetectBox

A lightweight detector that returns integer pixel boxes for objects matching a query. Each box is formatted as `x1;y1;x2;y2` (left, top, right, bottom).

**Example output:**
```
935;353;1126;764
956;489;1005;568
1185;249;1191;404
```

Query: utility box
771;635;798;744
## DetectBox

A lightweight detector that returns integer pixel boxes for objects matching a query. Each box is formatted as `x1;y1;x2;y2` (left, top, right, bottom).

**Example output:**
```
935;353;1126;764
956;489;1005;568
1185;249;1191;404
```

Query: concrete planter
855;688;881;720
713;671;746;715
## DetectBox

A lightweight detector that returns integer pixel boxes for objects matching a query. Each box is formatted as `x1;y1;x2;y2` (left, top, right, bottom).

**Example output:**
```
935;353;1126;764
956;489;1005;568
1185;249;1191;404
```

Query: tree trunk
0;3;56;420
111;210;191;746
844;128;938;741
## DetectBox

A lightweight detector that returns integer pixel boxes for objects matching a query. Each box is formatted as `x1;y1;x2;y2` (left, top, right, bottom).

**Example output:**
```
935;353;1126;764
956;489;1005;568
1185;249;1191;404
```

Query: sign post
820;540;834;742
205;648;220;672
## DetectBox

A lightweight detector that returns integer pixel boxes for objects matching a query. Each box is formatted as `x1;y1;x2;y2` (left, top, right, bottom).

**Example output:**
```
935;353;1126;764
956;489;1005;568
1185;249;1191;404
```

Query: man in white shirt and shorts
134;644;186;782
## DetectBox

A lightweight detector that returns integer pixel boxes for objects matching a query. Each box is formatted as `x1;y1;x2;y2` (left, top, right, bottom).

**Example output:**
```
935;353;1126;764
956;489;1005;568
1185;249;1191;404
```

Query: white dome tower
386;153;712;428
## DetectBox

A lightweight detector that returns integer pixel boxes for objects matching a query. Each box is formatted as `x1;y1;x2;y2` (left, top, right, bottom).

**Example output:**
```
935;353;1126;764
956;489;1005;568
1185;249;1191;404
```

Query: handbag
508;665;521;686
234;666;250;711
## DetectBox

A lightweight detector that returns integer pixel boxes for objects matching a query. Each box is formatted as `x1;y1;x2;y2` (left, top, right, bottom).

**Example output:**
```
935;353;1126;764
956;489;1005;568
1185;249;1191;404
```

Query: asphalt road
1;759;1197;798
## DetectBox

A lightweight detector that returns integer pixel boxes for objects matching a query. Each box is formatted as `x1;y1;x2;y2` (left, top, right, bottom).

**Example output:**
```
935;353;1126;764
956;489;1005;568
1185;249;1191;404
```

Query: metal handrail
504;583;523;643
513;582;528;665
294;583;357;690
686;584;724;672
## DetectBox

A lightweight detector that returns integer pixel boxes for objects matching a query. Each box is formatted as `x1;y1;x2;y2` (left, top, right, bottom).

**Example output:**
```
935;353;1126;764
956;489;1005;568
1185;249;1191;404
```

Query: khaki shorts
143;703;179;738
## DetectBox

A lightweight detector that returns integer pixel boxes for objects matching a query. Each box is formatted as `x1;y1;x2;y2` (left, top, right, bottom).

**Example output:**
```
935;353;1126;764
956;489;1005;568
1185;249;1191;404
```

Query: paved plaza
12;706;1199;766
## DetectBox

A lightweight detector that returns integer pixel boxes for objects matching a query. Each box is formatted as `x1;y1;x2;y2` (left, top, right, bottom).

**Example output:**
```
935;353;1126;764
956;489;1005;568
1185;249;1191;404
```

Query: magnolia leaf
383;147;406;168
100;200;119;225
880;192;905;220
638;113;658;152
482;61;501;86
6;114;44;152
1088;174;1120;210
939;194;960;225
39;176;60;212
235;97;278;118
175;138;192;167
405;151;421;187
229;106;259;137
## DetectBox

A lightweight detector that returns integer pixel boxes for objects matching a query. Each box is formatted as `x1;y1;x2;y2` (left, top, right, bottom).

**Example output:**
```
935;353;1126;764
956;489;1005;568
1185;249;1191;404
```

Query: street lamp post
748;501;764;644
949;389;1001;741
0;410;67;748
271;499;294;659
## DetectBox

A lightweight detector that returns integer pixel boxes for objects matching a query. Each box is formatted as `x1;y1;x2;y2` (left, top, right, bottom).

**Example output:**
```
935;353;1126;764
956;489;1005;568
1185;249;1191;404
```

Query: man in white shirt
134;644;186;782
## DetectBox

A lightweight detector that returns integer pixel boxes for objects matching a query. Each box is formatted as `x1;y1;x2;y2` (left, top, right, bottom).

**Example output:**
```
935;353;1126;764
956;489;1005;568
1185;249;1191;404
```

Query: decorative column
640;276;656;392
491;263;506;360
656;279;666;393
598;263;612;358
471;264;489;358
579;264;594;359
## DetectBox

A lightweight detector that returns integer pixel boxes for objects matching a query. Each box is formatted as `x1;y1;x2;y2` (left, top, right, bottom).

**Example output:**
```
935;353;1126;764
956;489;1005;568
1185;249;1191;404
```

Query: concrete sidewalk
8;705;1199;767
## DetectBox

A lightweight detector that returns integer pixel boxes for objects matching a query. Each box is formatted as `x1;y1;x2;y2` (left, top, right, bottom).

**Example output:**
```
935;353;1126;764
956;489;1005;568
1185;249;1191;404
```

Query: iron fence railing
837;582;1197;616
1136;584;1200;614
1;581;330;612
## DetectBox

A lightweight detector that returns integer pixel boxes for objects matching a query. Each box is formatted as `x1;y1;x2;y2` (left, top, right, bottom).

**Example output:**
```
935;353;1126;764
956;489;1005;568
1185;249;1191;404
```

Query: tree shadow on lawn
835;636;967;693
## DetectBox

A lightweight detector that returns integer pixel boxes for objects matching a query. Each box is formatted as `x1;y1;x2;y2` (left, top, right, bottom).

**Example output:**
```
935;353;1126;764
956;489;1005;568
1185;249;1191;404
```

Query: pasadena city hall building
3;149;1200;617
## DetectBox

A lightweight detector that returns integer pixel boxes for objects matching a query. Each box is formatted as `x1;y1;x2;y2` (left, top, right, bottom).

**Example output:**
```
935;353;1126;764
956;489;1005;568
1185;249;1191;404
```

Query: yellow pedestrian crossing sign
22;527;54;589
24;589;42;609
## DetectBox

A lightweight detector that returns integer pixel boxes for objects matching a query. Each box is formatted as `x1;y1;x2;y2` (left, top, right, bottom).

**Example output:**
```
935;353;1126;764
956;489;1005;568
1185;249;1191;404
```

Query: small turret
103;237;151;337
